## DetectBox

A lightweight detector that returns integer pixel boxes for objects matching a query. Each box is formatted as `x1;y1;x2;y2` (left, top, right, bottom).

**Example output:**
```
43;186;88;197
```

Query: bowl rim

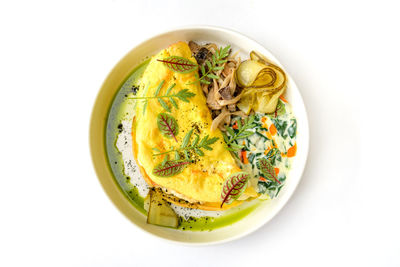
89;25;309;246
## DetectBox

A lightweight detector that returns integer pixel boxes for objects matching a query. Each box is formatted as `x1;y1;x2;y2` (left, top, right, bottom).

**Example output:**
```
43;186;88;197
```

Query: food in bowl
106;41;297;230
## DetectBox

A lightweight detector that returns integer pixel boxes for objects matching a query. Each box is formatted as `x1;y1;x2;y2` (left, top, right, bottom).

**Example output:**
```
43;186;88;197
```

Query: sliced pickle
252;68;276;87
236;60;266;87
237;90;255;114
146;189;179;228
238;87;285;114
250;50;275;65
253;87;285;113
143;193;151;212
236;58;286;93
236;51;288;113
248;50;287;93
247;65;286;94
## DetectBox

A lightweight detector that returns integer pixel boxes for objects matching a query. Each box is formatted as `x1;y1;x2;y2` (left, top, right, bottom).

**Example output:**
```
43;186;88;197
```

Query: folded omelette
132;42;257;210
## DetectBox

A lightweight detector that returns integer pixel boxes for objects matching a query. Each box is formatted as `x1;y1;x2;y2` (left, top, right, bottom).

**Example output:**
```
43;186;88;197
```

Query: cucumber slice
146;189;179;228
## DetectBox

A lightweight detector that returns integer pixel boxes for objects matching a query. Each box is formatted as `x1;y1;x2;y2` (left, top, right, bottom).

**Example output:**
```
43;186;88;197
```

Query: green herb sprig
153;129;219;159
129;80;195;114
222;115;256;151
190;45;231;85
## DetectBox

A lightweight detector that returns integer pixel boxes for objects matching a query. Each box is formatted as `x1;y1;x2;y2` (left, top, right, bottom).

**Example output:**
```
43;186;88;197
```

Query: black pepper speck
131;85;139;94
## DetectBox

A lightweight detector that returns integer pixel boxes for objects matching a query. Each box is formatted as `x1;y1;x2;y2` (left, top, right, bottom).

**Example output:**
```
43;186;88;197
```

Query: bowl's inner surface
90;27;309;244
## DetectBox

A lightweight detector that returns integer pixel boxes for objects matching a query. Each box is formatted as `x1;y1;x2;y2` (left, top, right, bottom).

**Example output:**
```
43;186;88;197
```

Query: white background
1;0;399;266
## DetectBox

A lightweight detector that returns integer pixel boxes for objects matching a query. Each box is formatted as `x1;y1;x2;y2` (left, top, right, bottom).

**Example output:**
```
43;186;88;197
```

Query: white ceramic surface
90;26;309;245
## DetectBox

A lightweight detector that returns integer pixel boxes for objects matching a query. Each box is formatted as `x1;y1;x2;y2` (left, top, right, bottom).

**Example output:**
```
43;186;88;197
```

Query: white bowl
90;26;309;245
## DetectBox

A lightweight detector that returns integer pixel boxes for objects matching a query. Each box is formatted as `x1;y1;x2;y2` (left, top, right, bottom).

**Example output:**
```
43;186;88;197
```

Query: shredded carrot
274;168;280;175
259;177;267;182
264;148;271;155
240;150;249;164
279;95;288;103
269;124;277;136
281;152;286;157
266;132;272;139
261;117;267;123
232;121;238;129
287;143;297;157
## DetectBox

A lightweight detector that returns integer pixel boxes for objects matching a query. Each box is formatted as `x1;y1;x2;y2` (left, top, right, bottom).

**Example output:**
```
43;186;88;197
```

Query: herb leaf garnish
220;172;250;207
152;160;191;177
258;158;280;184
129;80;195;113
153;131;219;159
192;45;231;85
157;113;179;142
174;89;196;102
223;115;256;151
157;56;198;74
181;129;193;149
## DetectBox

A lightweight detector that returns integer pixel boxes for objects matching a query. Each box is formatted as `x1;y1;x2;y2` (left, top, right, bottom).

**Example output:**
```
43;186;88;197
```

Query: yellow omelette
132;41;257;210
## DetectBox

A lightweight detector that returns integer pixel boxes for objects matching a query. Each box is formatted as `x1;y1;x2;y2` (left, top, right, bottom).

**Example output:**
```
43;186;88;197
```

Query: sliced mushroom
207;85;222;110
222;62;235;77
216;61;227;77
210;108;230;131
229;68;237;94
188;41;244;121
205;43;218;54
218;91;243;106
188;41;201;54
217;72;232;95
194;47;212;65
228;104;236;112
212;79;222;106
218;86;233;100
223;110;231;125
232;110;249;118
202;83;209;95
218;124;226;131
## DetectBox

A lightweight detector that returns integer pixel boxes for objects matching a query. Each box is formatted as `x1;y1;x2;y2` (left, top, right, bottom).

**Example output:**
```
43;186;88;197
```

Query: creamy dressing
228;100;297;198
116;120;149;198
170;204;223;220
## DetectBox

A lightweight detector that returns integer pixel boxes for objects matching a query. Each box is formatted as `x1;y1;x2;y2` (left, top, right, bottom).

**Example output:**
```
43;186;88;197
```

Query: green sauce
179;203;259;231
105;60;264;231
105;60;150;215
